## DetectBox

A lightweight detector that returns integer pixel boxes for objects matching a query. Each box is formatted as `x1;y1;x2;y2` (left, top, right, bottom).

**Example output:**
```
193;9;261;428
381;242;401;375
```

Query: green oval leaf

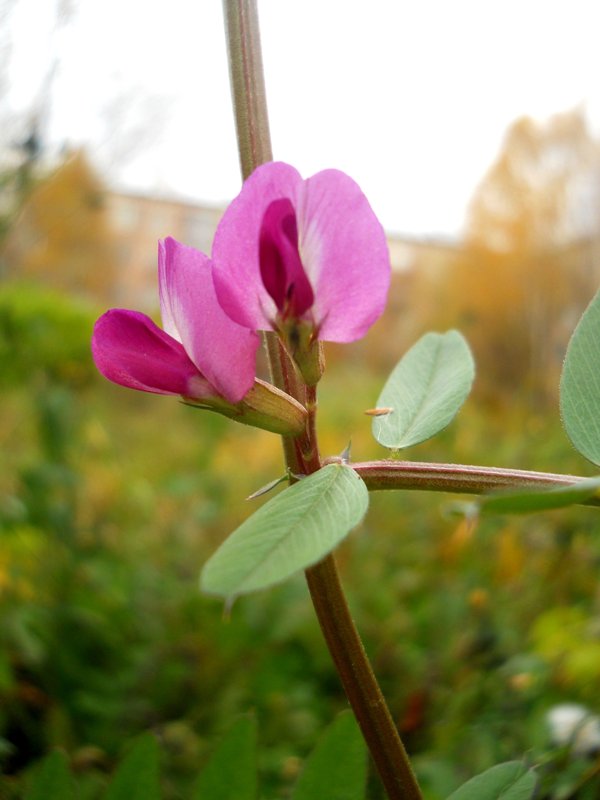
478;477;600;515
194;717;257;800
372;330;474;450
292;711;366;800
447;761;536;800
200;464;369;599
561;289;600;465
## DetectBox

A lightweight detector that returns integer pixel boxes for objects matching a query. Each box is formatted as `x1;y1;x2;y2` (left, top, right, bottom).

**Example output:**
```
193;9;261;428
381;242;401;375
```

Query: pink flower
92;237;259;404
212;162;391;343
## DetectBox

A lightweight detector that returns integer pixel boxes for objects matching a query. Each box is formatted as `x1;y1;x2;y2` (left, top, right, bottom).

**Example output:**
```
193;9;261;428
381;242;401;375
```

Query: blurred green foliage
1;282;600;798
0;283;97;387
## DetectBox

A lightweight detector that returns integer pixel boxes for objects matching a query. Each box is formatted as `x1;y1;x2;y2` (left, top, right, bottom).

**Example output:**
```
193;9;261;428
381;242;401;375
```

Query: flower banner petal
212;162;390;343
301;169;390;342
158;237;259;403
92;309;210;397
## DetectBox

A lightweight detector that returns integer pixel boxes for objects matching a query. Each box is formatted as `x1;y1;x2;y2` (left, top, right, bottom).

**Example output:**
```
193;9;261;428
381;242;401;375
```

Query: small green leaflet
372;331;474;450
200;464;369;600
447;761;537;800
103;734;161;800
194;716;257;800
291;711;367;800
246;473;289;500
24;751;75;800
473;477;600;516
561;288;600;465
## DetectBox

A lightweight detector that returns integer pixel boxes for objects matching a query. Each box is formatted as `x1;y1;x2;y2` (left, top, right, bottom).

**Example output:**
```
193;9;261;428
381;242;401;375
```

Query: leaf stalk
343;459;600;506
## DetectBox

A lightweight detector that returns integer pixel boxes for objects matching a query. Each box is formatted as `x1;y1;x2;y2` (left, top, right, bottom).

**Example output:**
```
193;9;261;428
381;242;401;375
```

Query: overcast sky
5;0;600;237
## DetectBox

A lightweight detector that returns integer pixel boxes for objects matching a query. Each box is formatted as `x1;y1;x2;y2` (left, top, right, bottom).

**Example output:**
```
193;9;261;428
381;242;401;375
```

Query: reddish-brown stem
302;384;321;471
222;2;422;797
304;557;422;799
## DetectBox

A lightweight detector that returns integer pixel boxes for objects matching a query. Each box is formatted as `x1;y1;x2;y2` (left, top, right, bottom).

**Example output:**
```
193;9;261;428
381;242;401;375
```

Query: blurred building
106;191;223;309
105;190;443;310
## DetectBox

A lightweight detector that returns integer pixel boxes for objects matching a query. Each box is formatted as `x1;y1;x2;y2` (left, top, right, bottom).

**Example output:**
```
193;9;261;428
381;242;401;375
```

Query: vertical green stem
222;0;273;177
222;3;422;797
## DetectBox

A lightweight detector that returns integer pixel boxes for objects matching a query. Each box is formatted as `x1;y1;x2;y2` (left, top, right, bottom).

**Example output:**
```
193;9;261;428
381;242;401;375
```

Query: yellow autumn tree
421;110;600;403
468;112;599;253
1;149;117;302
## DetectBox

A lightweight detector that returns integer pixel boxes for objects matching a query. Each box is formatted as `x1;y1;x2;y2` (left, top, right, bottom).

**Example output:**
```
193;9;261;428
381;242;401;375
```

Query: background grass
1;283;600;798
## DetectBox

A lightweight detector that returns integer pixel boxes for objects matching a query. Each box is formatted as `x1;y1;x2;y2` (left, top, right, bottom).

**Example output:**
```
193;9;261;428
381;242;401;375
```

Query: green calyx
278;318;325;387
185;378;307;436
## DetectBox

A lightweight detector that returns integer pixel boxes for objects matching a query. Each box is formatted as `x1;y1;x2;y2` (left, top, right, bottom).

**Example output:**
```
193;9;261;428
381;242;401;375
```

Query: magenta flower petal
158;237;260;403
301;169;390;342
212;162;303;330
92;309;211;397
212;162;390;342
259;198;314;318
